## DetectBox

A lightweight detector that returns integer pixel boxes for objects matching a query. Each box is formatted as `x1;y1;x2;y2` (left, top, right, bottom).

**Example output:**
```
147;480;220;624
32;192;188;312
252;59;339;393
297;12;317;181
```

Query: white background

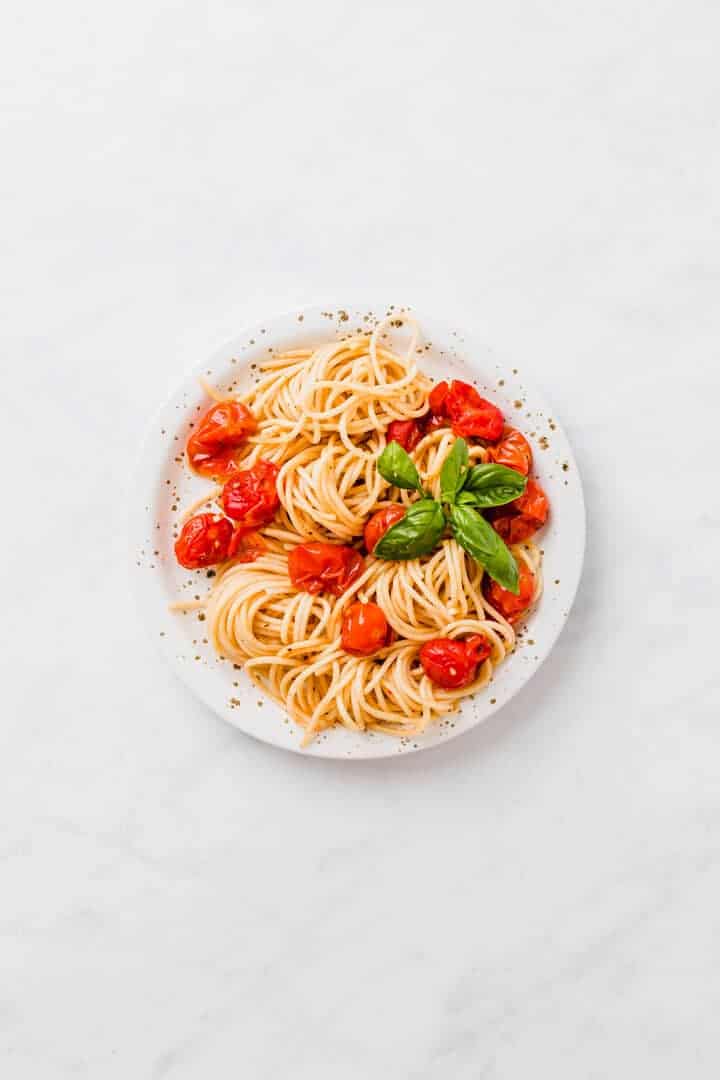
2;2;719;1077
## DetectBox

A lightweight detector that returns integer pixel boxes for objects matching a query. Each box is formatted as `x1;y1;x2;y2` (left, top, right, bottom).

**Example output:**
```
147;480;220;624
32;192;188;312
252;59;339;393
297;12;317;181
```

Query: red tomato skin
424;412;449;432
491;478;549;543
514;478;548;523
419;635;490;689
488;427;533;476
484;562;536;623
428;380;504;441
341;602;390;656
428;381;450;416
227;528;267;562
174;514;233;569
364;505;407;553
445;381;504;441
221;459;279;528
187;401;257;478
463;634;492;665
288;542;365;597
387;419;423;452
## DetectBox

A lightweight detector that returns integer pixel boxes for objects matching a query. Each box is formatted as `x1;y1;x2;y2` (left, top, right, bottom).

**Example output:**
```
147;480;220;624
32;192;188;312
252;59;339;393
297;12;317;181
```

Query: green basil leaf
462;463;527;507
456;490;482;506
377;441;422;491
439;438;469;504
374;499;445;560
448;504;519;593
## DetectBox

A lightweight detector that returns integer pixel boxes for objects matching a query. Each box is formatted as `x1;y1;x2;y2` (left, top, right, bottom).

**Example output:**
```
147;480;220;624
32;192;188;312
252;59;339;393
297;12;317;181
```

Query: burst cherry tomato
341;602;390;656
221;459;279;532
423;412;449;433
488;427;533;476
288;542;364;596
387;419;423;452
428;380;504;441
174;513;233;569
428;381;450;415
419;634;491;689
445;381;504;440
364;505;406;553
227;528;267;562
187;401;257;478
491;478;549;543
484;562;536;623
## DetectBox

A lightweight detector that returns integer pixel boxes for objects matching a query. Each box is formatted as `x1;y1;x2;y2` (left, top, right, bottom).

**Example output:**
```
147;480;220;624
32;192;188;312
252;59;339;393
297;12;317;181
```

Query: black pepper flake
198;613;205;621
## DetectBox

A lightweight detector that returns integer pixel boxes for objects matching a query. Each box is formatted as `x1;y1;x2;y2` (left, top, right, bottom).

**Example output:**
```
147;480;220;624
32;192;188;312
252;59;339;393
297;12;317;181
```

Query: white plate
130;303;585;759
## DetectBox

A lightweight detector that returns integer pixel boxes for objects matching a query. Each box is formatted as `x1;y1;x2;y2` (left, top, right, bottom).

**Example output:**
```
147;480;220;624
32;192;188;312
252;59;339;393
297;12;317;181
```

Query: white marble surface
2;1;720;1076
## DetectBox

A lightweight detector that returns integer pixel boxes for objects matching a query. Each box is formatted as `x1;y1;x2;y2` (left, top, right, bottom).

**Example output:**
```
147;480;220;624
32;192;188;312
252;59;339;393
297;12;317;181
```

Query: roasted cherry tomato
364;505;407;553
419;634;491;689
428;380;504;441
491;478;549;543
174;513;233;569
488;427;532;476
227;528;267;562
423;411;449;433
445;381;504;440
221;459;279;532
484;561;536;623
428;381;450;416
387;418;423;452
341;602;391;656
288;542;364;596
187;401;257;478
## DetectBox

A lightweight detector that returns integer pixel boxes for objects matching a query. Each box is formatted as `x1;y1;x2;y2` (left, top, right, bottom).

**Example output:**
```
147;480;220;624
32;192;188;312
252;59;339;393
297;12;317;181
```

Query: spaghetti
172;316;546;745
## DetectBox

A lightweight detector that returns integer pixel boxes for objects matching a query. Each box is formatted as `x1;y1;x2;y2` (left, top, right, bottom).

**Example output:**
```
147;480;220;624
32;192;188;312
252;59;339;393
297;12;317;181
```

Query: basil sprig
374;499;446;560
372;437;527;593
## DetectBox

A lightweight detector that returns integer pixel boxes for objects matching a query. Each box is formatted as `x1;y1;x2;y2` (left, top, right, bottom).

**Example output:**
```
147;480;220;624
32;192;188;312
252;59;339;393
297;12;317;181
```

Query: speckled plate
130;304;585;759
